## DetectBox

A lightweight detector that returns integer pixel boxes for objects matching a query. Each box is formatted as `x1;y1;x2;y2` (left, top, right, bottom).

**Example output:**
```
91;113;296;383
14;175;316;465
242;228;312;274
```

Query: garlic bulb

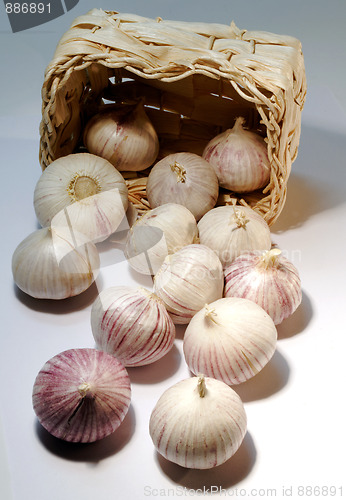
203;117;270;192
183;297;277;385
83;102;159;172
32;348;131;443
124;203;199;275
146;152;219;220
149;374;247;469
91;286;175;367
12;227;100;299
198;205;271;268
224;248;302;325
34;153;128;243
153;244;224;324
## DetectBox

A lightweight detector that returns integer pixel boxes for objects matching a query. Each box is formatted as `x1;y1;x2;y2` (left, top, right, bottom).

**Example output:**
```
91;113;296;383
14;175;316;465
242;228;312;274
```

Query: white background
1;1;346;499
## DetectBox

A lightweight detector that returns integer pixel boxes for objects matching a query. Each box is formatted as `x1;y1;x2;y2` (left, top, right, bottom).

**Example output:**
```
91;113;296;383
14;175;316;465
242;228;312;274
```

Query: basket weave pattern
39;9;306;225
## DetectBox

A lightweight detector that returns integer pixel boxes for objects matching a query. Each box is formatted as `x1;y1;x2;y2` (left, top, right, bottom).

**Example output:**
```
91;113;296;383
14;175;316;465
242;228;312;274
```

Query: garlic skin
32;348;131;443
34;153;129;243
83;102;159;172
203;117;270;192
146;152;219;220
12;227;100;299
149;375;247;469
91;286;175;367
183;297;277;385
224;248;302;325
198;205;272;268
124;203;199;275
153;244;224;324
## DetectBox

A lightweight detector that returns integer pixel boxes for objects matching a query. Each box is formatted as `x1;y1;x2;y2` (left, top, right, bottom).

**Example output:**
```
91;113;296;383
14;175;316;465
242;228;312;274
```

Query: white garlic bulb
203;117;270;192
12;227;100;299
153;244;224;324
224;248;302;325
34;153;128;243
124;203;199;275
146;152;219;220
183;297;277;385
91;286;176;367
83;102;159;171
32;348;131;442
149;375;247;469
198;205;271;268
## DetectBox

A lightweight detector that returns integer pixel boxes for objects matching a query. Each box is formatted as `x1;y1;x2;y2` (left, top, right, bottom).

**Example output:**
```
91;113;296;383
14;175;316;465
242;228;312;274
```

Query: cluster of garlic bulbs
12;152;130;300
13;102;303;470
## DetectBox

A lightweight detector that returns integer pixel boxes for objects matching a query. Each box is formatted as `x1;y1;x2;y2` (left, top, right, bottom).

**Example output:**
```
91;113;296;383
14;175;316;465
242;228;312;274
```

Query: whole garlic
198;205;271;268
124;203;199;275
203;117;270;192
12;227;100;299
32;348;131;442
83;102;159;171
183;297;277;385
91;286;175;367
34;153;129;243
146;152;219;220
153;244;224;324
224;248;302;325
149;374;247;469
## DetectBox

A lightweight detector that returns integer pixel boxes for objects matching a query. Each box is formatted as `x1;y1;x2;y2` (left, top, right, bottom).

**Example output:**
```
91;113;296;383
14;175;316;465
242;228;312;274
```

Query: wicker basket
39;8;306;225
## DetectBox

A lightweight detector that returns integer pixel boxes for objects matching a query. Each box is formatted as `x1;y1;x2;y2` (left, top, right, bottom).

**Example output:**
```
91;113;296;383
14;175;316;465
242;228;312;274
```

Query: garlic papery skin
153;244;224;324
34;153;128;243
83;102;159;172
32;348;131;443
198;205;271;268
183;297;277;385
146;152;219;220
149;375;247;469
12;227;100;299
224;248;302;325
91;286;175;367
202;117;270;192
124;203;199;275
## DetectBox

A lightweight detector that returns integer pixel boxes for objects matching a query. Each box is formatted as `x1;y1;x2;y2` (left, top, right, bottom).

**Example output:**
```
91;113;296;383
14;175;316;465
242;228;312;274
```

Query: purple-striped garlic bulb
149;374;247;469
202;117;270;193
90;286;175;367
224;248;302;325
183;297;277;385
146;152;219;220
83;101;159;172
153;244;224;324
32;348;131;443
198;205;272;269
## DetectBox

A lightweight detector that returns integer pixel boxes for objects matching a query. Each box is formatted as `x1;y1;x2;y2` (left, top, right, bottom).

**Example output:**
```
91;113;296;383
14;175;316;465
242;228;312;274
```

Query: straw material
39;8;306;225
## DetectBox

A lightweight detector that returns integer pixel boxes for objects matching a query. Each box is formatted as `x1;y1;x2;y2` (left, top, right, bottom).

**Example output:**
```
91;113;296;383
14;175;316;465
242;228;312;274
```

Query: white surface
1;1;346;499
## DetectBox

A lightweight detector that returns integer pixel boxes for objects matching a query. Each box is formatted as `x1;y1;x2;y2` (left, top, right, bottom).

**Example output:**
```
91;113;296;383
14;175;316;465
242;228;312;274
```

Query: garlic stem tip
170;162;187;183
259;248;282;269
78;382;92;398
197;375;207;398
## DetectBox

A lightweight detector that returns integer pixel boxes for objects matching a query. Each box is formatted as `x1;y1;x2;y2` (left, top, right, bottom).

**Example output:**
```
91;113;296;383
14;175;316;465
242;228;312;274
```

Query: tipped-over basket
39;8;306;225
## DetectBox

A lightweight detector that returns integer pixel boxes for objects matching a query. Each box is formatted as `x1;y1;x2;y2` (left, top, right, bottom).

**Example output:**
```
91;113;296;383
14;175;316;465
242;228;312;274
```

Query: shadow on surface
271;125;346;233
156;431;256;490
35;404;135;462
127;344;181;384
13;278;101;314
233;348;289;403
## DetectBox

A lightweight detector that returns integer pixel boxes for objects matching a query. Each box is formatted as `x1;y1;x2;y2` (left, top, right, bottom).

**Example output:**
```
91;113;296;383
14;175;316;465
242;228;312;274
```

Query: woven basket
39;8;306;225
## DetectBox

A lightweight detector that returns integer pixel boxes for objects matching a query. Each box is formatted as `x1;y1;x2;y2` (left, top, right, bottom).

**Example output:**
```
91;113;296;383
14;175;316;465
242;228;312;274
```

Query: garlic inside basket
39;13;306;225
